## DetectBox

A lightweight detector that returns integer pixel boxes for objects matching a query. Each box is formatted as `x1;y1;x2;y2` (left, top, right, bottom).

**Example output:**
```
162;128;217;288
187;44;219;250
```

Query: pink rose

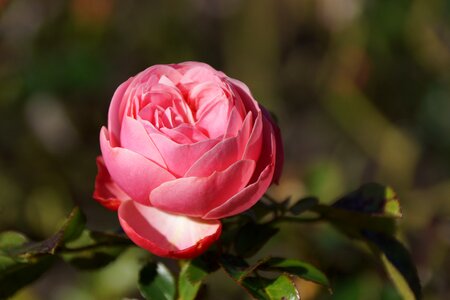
93;62;283;258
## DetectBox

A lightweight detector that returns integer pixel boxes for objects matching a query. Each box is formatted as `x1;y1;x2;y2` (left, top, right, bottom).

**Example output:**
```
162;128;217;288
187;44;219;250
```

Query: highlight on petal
119;201;222;259
93;156;129;211
100;128;176;205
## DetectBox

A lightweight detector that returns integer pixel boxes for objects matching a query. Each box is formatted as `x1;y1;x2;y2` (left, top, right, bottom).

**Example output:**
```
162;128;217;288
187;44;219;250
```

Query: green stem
59;239;134;253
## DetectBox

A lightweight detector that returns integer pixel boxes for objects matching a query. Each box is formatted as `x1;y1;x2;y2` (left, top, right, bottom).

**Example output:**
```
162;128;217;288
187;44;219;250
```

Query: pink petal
185;112;253;177
179;65;222;84
119;201;221;259
261;106;284;184
148;133;219;177
120;117;166;167
100;127;176;205
242;112;263;162
203;123;277;219
203;163;274;219
150;159;256;217
160;124;209;144
224;107;244;138
227;78;260;116
195;98;230;139
93;156;129;211
108;78;133;146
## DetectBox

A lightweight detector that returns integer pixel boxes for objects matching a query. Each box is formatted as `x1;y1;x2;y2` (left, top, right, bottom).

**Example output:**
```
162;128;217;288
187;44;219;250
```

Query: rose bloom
93;62;283;258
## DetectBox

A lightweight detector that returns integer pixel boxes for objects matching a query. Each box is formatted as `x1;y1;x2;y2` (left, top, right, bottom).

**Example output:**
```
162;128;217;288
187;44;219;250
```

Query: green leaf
0;232;28;253
178;257;215;300
331;183;401;218
289;197;319;215
264;274;300;300
234;222;279;257
314;183;402;236
0;208;85;298
219;255;303;300
0;254;55;299
363;231;421;300
219;255;268;299
139;262;175;300
61;207;86;243
15;207;86;257
260;258;330;288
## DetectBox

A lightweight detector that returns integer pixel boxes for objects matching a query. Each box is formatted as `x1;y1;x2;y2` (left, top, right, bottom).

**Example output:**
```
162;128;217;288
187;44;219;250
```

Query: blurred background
0;0;449;299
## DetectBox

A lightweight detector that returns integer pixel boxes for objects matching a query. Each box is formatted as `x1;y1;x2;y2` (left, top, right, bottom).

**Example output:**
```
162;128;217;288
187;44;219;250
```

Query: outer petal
119;201;221;259
203;163;273;219
93;156;129;210
150;160;256;217
108;78;133;146
203;125;277;219
100;127;176;205
261;106;284;184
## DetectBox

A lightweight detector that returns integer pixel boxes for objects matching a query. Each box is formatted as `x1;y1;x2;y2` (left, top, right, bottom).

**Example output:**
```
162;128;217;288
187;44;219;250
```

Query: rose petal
261;106;284;184
227;78;260;116
242;112;263;162
195;97;230;139
100;127;176;205
148;133;219;177
160;124;209;144
108;78;133;146
203;124;277;219
120;117;166;167
185;112;253;177
119;201;221;259
93;156;129;211
224;107;244;138
150;159;256;217
202;162;273;219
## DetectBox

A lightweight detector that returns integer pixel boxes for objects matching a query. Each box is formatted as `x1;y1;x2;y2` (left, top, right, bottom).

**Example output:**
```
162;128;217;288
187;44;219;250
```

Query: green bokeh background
0;0;449;299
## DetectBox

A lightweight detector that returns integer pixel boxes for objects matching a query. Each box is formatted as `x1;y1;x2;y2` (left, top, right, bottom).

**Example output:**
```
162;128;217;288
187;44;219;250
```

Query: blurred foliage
0;0;449;299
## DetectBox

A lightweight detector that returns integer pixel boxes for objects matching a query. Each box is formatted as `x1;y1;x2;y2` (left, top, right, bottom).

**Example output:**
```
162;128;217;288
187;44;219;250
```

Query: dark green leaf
260;257;330;288
178;257;215;300
363;231;422;300
264;274;300;300
289;197;319;215
234;222;279;257
139;262;175;300
0;255;55;299
279;197;292;212
240;277;271;300
332;183;401;218
247;201;276;221
218;254;250;282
